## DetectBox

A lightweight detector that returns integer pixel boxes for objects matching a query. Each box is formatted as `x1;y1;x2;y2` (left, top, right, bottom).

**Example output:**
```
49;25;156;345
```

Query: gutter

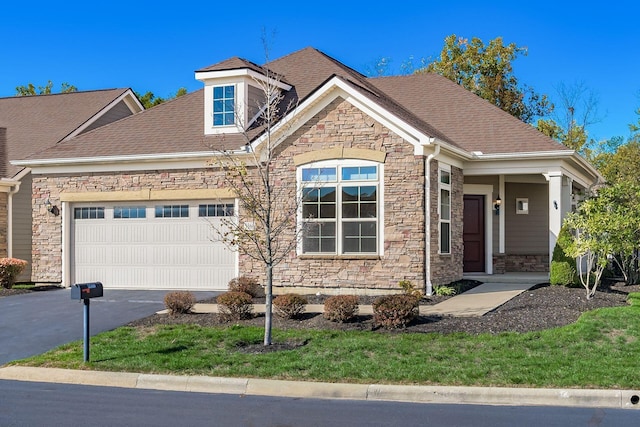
424;140;440;296
7;181;20;258
10;151;224;168
0;179;21;258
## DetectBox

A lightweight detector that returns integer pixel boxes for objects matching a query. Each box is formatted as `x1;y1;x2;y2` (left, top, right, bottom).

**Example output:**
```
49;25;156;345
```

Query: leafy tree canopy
537;118;588;152
135;87;187;109
15;81;77;96
589;107;640;185
421;34;553;123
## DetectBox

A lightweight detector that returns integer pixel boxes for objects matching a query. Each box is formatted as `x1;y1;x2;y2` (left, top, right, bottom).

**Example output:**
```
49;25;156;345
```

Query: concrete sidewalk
1;366;638;410
420;282;533;317
173;282;534;317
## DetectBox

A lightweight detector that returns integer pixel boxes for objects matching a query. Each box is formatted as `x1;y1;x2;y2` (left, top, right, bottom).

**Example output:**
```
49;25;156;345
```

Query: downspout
7;181;20;258
424;140;440;296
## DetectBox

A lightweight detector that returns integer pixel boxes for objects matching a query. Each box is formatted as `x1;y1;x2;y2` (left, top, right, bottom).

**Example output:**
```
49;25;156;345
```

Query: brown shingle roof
196;57;267;74
266;47;452;144
24;89;251;161
370;73;567;154
1;88;133;177
23;48;568;165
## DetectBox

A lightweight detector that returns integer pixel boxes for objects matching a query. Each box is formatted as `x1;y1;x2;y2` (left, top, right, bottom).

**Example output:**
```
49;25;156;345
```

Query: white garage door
71;201;237;290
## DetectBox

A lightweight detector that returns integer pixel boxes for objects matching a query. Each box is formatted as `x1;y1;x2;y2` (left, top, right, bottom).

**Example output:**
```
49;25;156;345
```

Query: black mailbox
71;282;103;300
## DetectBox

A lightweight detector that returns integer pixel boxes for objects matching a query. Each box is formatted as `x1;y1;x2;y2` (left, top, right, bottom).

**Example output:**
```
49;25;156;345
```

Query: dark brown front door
463;195;485;272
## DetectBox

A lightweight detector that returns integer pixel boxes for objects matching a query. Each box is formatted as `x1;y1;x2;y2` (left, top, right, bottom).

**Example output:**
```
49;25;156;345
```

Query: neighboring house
1;89;143;281
13;47;601;294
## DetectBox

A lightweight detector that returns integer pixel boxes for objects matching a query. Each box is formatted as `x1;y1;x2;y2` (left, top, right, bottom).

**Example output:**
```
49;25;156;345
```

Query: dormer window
213;85;235;126
195;60;292;136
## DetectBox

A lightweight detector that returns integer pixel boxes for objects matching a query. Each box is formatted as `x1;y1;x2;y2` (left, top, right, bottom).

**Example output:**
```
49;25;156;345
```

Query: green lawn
11;293;640;389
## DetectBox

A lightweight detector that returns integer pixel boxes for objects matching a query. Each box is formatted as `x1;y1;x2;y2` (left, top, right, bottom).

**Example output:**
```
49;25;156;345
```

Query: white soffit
12;151;227;175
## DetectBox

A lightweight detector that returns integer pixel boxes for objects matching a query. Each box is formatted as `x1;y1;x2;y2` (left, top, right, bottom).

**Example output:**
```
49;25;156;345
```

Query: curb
1;366;639;410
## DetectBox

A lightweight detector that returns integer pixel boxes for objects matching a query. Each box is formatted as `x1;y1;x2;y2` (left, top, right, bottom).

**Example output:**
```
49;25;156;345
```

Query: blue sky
2;1;638;142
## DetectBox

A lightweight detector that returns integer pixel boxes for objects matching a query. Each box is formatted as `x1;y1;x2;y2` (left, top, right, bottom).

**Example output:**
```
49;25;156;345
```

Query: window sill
299;254;381;261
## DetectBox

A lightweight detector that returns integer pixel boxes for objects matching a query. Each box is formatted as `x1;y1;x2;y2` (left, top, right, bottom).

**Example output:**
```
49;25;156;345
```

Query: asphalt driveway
0;288;218;365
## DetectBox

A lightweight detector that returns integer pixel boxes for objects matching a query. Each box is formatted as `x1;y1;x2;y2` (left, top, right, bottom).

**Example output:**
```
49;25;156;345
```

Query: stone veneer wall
0;192;7;257
239;98;427;294
505;254;549;272
429;161;464;285
493;254;506;274
31;97;450;294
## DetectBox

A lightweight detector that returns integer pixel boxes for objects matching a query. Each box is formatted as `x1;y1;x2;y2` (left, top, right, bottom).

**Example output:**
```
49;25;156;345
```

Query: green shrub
550;225;578;286
434;285;456;296
273;294;308;319
323;295;359;322
163;291;196;316
398;280;423;299
372;294;419;329
550;261;576;286
0;258;28;289
228;276;264;298
217;291;254;320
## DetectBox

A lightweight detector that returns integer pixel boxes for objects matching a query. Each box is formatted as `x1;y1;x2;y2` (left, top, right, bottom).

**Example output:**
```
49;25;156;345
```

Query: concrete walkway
420;282;533;317
175;279;539;317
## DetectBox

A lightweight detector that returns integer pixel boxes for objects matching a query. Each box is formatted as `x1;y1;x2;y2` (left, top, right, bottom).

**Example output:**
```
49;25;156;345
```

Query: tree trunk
264;264;273;346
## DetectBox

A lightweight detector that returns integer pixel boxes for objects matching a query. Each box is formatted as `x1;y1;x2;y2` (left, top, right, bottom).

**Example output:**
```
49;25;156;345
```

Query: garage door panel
72;201;237;290
75;223;111;244
75;246;110;265
110;246;148;265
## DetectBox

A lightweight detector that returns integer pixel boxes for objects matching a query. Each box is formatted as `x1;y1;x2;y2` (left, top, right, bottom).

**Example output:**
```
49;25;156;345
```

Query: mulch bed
127;282;640;336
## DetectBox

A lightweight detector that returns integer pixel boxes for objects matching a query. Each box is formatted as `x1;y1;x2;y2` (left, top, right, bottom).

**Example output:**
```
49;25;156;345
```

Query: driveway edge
1;366;639;410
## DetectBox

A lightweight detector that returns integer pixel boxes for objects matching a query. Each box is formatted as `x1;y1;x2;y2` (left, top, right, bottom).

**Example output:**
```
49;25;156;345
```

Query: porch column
547;172;571;263
561;176;573;219
498;175;505;254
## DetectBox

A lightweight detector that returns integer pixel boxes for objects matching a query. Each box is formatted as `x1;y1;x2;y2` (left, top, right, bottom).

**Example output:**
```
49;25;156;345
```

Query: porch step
463;272;549;285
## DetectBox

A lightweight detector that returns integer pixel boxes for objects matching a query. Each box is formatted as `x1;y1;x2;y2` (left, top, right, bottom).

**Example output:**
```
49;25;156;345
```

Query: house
1;89;143;281
12;47;601;294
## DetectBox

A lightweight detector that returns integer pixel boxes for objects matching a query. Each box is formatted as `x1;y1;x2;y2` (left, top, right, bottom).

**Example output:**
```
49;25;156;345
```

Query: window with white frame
439;166;451;254
114;206;146;219
155;205;189;218
300;161;380;255
198;203;235;217
74;207;105;220
213;85;235;126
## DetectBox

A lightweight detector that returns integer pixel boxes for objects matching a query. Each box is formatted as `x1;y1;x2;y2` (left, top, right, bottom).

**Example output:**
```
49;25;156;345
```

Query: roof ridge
0;88;128;101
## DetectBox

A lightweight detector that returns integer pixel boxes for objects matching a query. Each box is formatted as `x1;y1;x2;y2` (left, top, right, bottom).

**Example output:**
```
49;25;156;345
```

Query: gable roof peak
196;56;267;74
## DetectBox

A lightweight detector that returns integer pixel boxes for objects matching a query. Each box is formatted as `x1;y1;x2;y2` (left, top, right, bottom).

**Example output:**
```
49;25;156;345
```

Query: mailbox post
71;282;103;362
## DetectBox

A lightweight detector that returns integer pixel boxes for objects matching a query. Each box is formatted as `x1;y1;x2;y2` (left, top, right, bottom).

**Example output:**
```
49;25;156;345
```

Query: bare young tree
537;81;602;153
208;42;303;346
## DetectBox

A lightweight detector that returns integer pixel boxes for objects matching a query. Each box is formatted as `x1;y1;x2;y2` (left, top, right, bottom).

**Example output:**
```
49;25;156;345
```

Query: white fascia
195;68;291;91
10;151;244;175
0;178;20;192
463;150;602;189
250;76;435;156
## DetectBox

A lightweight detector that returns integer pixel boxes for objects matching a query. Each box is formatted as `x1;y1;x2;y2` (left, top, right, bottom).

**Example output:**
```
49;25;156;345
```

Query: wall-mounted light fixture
494;196;502;215
45;199;60;216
